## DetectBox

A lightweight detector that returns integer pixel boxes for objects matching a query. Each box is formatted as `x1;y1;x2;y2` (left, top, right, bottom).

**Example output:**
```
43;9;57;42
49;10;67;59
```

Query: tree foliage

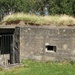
0;0;75;16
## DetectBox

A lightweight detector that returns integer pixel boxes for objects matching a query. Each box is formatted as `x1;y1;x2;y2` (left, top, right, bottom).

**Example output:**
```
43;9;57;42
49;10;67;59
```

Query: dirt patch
1;20;41;26
6;20;24;25
0;20;75;27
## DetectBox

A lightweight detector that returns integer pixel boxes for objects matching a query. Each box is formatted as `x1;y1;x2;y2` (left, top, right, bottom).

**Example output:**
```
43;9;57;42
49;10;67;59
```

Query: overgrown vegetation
1;13;75;26
0;60;75;75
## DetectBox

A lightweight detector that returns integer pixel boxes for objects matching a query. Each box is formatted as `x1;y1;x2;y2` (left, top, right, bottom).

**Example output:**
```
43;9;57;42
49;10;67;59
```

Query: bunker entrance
0;28;20;66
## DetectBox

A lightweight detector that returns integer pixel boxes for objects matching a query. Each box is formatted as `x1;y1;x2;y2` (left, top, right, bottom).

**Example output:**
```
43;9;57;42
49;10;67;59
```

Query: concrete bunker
1;25;75;66
0;27;20;66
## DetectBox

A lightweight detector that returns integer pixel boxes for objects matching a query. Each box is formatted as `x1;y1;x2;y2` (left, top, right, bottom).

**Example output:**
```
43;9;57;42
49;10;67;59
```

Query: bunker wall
19;26;75;62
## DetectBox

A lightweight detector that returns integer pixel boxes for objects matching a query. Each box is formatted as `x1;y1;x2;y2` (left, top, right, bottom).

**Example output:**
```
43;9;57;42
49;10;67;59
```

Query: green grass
0;60;75;75
1;13;75;26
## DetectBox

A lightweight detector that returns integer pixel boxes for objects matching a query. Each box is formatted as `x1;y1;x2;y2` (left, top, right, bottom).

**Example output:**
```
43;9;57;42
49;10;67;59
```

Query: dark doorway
0;34;13;64
0;28;20;65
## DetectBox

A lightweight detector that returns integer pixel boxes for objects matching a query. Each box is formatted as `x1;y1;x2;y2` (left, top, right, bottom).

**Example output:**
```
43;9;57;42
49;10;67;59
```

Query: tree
0;0;75;17
60;0;73;15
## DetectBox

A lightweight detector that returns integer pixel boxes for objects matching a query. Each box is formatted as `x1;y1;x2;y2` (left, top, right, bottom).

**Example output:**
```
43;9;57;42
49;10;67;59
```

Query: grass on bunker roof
1;13;75;26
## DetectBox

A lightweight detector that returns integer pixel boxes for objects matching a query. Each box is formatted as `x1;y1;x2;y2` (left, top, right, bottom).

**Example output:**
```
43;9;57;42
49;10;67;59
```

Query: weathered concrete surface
0;25;75;64
16;26;75;62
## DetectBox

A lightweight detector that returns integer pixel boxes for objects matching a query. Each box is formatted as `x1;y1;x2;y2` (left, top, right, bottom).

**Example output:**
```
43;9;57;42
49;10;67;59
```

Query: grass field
0;60;75;75
1;13;75;26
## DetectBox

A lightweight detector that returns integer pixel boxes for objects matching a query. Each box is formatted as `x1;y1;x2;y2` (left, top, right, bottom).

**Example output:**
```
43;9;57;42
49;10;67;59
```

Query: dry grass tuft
1;13;75;26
